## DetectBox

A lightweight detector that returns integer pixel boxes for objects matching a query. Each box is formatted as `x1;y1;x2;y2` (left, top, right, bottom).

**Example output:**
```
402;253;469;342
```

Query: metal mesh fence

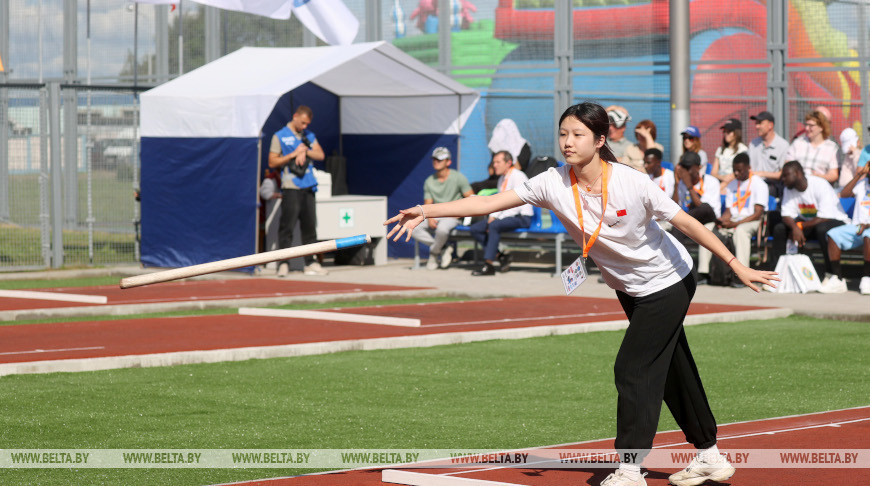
2;0;870;270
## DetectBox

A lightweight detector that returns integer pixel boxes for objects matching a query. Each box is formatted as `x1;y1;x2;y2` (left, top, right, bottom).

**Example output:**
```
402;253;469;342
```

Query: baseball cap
678;151;701;168
681;126;701;138
432;147;451;160
750;111;775;123
720;118;742;131
607;108;631;128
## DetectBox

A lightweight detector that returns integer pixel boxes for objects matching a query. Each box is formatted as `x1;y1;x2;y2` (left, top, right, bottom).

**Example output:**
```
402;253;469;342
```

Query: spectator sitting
820;164;870;294
605;105;632;165
785;111;839;184
624;119;665;173
698;153;769;288
488;118;532;171
672;151;722;284
748;110;789;199
711;118;748;191
839;128;860;188
470;160;498;195
411;146;474;270
468;150;534;276
681;125;709;174
643;147;675;230
792;105;834;141
770;161;848;276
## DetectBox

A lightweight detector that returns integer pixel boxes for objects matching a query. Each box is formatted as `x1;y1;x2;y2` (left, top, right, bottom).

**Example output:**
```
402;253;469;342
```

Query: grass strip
0;317;867;485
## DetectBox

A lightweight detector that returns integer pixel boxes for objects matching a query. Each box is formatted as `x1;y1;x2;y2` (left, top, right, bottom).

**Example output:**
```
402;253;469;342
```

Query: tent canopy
140;42;479;269
141;41;478;138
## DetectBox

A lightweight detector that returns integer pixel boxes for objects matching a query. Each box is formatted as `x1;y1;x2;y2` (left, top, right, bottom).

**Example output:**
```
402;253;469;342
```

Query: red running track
0;278;426;311
0;296;766;363
227;406;870;486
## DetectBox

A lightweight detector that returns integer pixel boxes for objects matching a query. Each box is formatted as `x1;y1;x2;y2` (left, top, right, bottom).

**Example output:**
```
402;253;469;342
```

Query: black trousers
614;274;718;463
771;219;845;273
278;188;318;265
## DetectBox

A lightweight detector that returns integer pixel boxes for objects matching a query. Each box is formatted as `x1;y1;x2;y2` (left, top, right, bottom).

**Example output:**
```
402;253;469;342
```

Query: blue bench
413;206;576;276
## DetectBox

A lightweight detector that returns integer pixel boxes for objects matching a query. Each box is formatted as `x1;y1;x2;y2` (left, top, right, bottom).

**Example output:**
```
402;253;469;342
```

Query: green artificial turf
0;317;867;485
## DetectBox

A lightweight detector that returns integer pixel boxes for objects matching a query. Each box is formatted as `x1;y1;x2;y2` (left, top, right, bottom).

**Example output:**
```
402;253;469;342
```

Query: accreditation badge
561;256;587;295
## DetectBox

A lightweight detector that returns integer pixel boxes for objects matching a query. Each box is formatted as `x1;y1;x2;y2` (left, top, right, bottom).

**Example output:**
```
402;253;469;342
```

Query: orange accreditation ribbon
733;173;752;212
499;167;513;192
569;161;609;259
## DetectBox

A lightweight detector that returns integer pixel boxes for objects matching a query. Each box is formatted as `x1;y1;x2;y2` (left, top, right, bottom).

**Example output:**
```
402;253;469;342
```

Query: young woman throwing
385;102;778;486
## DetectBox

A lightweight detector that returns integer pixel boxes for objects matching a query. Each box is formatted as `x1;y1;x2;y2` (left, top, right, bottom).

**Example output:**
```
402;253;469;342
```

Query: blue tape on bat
335;235;368;249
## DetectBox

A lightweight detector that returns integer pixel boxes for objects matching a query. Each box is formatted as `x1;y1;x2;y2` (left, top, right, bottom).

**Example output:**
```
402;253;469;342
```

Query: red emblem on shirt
616;209;627;217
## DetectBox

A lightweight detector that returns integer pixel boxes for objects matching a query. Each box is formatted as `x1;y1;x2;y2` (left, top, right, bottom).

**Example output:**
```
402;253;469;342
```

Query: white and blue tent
140;42;479;268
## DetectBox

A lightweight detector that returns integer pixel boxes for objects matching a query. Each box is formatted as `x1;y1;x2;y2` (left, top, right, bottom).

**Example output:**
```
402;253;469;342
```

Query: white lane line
239;307;422;327
423;312;626;328
0;290;108;304
0;346;106;356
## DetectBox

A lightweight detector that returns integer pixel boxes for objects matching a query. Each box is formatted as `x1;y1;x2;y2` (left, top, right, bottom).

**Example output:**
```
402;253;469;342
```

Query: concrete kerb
0;288;445;322
0;307;792;376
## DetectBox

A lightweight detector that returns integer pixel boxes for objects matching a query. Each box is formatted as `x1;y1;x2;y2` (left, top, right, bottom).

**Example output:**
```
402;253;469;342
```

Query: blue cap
681;126;701;138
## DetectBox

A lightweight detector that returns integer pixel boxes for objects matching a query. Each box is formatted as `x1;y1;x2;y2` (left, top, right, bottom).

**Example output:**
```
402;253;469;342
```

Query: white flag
291;0;359;46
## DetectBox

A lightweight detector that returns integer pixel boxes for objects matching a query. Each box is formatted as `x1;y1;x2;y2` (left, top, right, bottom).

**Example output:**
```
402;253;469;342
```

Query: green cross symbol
342;212;352;224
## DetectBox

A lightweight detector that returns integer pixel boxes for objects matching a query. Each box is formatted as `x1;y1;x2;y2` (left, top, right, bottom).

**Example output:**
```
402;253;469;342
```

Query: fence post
670;0;690;165
767;0;788;139
63;0;78;227
40;87;51;267
48;82;64;268
553;0;573;157
0;0;9;221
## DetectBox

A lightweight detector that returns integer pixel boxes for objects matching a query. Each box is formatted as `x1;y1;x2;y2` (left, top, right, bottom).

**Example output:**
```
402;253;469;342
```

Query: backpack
525;156;559;179
708;229;736;286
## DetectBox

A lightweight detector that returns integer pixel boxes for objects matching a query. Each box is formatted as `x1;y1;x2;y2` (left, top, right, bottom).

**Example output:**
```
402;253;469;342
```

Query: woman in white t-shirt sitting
785;110;839;184
711;118;748;192
385;102;777;486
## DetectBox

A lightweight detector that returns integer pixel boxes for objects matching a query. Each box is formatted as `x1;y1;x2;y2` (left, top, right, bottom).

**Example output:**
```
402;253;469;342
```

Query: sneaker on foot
426;258;439;270
497;251;512;272
859;276;870;295
601;470;647;486
303;262;329;276
277;263;290;278
669;454;735;486
440;246;454;269
818;274;847;294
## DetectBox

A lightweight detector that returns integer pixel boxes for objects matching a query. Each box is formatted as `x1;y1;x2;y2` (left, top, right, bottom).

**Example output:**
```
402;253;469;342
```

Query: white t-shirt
724;175;769;221
493;168;534;219
515;163;692;297
851;179;870;225
714;143;748;177
781;175;849;223
785;137;839;178
649;168;675;196
677;174;722;217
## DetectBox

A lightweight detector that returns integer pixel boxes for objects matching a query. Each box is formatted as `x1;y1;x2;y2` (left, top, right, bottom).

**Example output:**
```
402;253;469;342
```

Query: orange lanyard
569;161;609;258
652;172;665;191
734;174;752;212
693;180;705;196
499;167;513;193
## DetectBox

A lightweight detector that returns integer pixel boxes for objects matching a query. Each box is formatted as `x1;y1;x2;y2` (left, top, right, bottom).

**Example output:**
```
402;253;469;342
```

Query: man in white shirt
748;111;789;198
468;151;534;275
672;151;722;283
606;105;633;164
770;161;848;275
819;164;870;294
697;153;769;287
643;148;674;230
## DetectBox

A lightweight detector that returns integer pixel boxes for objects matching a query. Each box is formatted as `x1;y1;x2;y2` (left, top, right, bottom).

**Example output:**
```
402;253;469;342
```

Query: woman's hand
384;207;426;242
731;261;779;292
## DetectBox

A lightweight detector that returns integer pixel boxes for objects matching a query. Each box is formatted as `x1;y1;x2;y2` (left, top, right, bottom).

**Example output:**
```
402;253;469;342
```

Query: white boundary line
238;307;421;327
0;346;105;356
383;469;523;486
0;308;792;377
0;289;108;304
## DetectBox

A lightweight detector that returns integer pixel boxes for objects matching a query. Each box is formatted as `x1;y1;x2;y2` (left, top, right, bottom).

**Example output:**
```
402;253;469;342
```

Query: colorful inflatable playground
394;0;862;179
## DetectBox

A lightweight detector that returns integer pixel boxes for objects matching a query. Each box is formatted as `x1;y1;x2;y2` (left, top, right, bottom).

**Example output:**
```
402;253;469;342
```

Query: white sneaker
277;263;289;278
426;258;439;270
859;276;870;295
818;274;847;294
669;454;735;486
440;246;454;269
303;262;328;276
601;470;647;486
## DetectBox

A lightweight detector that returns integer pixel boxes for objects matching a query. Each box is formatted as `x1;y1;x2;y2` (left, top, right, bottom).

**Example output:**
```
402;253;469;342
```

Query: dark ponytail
559;102;618;162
